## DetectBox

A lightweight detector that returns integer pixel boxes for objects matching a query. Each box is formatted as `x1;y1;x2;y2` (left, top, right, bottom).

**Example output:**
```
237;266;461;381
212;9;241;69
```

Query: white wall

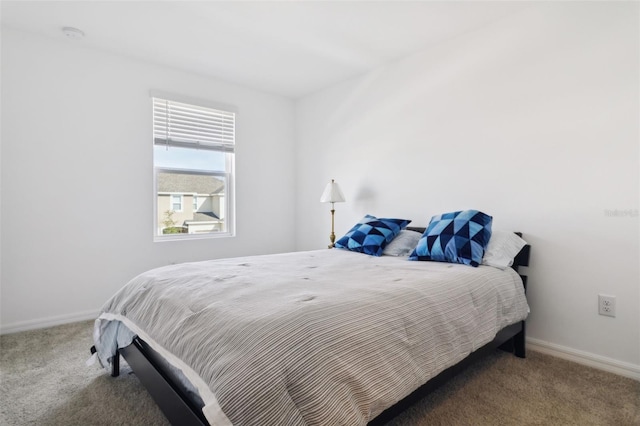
1;28;296;332
295;2;639;371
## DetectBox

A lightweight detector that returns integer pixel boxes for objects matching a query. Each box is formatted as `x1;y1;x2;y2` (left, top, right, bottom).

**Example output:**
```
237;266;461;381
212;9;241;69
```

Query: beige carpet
0;321;638;425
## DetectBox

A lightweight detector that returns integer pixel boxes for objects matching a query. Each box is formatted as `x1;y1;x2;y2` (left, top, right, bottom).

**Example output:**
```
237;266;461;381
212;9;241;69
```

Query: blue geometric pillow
409;210;492;267
335;215;411;256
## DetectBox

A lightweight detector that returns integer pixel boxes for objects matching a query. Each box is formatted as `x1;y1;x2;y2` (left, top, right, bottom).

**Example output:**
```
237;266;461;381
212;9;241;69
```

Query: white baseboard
527;337;640;381
0;310;99;335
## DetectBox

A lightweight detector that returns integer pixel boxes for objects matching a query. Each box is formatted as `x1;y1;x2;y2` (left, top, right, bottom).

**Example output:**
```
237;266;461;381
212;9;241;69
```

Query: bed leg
514;321;526;358
498;338;514;353
111;349;120;377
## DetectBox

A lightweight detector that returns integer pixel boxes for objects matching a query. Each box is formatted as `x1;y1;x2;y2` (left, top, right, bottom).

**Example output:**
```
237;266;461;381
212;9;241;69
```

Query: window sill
154;231;235;243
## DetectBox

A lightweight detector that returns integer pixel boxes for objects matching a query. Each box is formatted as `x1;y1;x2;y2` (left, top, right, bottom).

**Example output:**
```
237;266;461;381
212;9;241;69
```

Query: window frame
151;91;236;242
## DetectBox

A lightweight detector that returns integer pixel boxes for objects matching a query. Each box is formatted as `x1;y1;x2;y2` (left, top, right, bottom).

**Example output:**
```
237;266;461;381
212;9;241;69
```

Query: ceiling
1;1;530;99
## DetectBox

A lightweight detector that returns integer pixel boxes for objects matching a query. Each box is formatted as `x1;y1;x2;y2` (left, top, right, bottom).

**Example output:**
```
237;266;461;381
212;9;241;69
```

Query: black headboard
512;232;530;271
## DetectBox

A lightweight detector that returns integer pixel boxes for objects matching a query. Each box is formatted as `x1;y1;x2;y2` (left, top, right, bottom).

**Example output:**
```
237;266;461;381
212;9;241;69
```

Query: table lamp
320;179;346;248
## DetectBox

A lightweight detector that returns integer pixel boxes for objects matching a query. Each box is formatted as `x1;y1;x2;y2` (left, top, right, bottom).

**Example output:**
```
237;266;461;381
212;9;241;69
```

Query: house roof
158;172;225;195
192;212;220;221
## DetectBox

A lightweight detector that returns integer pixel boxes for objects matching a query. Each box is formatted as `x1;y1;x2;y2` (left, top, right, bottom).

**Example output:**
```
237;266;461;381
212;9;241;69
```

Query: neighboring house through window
152;92;236;239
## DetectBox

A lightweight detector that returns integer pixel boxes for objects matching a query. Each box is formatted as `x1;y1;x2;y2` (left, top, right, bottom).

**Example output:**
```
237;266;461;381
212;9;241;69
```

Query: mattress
94;249;529;425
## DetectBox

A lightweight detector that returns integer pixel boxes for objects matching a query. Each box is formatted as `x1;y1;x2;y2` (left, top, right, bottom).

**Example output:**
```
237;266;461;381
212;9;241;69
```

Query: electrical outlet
598;294;616;318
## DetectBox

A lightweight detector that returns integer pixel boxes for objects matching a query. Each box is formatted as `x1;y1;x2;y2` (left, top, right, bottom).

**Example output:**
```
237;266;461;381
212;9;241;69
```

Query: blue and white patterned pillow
409;210;492;266
335;215;411;256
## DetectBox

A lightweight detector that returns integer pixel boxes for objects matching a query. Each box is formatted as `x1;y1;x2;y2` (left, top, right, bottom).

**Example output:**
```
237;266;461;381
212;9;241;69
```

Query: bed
91;225;530;426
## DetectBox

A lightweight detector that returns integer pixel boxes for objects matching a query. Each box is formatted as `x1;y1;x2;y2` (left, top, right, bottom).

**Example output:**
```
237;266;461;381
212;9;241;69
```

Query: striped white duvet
94;249;529;425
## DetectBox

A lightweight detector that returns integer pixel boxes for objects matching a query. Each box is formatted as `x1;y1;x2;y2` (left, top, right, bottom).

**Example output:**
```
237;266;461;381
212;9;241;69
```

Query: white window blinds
153;97;235;153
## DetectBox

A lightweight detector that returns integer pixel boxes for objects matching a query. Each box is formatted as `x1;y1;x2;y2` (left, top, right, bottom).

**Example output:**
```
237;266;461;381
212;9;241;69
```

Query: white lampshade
320;179;345;203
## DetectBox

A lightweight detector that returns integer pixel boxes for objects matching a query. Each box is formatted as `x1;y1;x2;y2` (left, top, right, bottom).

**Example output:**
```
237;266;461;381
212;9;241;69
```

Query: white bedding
94;249;529;425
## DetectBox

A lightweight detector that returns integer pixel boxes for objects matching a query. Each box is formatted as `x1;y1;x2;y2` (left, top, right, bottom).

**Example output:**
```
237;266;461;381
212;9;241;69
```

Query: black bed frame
104;230;531;426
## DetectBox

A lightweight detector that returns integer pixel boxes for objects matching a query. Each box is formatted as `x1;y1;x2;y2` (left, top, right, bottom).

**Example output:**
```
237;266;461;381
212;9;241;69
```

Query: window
171;195;183;212
153;93;235;239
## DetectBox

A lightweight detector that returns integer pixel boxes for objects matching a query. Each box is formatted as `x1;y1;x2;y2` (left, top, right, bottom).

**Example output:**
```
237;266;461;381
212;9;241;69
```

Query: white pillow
482;230;527;270
382;229;422;256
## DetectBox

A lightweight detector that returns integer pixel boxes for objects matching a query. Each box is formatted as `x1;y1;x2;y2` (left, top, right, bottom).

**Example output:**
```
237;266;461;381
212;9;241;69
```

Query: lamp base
328;209;337;249
328;232;336;249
